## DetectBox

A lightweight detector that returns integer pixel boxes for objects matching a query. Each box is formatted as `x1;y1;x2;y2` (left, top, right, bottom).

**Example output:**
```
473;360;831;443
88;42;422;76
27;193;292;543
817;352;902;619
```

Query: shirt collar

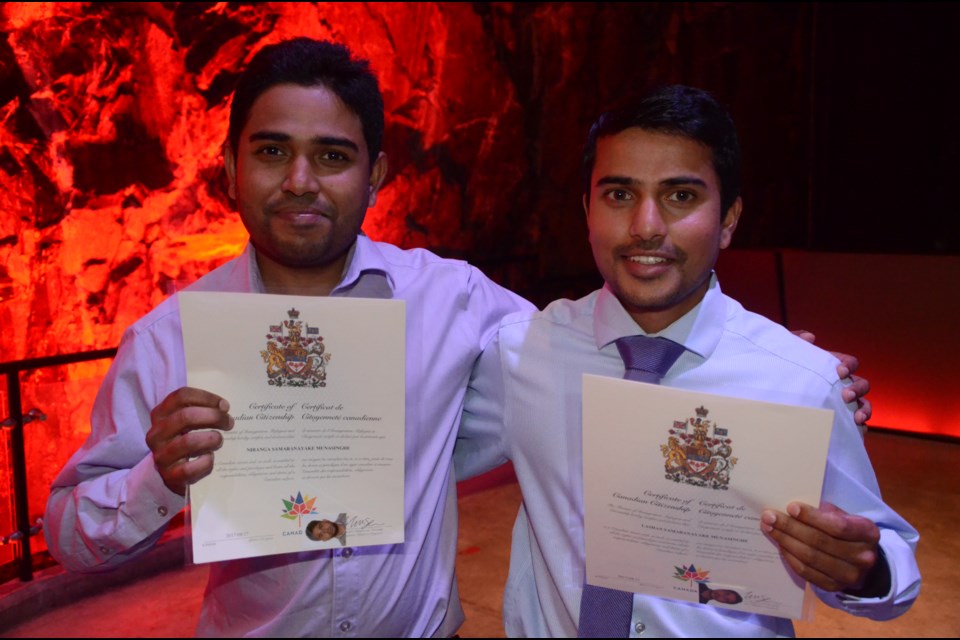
336;234;396;294
593;272;726;360
240;243;266;293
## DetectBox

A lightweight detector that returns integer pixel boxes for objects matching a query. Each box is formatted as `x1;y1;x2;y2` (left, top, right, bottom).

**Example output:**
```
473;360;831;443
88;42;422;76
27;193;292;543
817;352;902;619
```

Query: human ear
223;142;238;200
719;197;742;249
367;152;388;207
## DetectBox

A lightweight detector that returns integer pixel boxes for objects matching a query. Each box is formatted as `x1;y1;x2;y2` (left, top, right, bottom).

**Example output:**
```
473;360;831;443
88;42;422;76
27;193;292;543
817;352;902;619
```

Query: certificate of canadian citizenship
582;374;833;619
179;292;405;564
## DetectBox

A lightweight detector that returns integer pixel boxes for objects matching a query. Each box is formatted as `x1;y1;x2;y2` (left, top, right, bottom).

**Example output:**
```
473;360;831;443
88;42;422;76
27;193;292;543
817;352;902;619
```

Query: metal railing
0;348;117;582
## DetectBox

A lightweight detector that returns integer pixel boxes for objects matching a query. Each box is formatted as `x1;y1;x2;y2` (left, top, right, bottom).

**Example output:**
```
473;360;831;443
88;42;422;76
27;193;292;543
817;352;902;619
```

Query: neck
627;278;711;334
255;252;348;296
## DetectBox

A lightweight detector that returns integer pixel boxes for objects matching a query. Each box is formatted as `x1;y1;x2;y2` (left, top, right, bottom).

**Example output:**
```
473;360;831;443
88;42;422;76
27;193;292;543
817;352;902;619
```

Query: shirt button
158;506;168;517
342;547;353;558
339;620;352;632
635;621;646;634
99;546;110;555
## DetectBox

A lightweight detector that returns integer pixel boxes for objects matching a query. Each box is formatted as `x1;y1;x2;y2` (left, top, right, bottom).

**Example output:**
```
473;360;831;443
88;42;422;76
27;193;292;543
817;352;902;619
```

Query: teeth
629;256;667;264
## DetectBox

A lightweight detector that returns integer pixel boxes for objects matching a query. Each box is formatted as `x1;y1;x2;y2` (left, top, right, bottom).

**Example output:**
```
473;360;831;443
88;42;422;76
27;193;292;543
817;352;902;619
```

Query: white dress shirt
458;274;920;637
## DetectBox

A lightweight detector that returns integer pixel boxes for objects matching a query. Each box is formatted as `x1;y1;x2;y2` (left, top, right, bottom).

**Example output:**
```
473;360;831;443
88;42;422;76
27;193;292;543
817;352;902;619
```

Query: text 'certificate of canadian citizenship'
179;292;405;564
582;375;833;619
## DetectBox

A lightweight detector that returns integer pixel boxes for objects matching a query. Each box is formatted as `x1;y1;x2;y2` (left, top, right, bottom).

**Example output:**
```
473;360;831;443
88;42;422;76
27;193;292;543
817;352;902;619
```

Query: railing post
0;348;117;583
5;371;32;582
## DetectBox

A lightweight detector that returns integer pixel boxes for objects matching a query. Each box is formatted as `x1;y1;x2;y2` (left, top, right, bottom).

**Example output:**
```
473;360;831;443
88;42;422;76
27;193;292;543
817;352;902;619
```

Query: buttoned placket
332;546;360;635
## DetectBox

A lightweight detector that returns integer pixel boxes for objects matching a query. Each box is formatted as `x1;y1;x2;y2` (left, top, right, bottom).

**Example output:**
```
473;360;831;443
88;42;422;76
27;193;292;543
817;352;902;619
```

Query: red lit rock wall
0;2;535;363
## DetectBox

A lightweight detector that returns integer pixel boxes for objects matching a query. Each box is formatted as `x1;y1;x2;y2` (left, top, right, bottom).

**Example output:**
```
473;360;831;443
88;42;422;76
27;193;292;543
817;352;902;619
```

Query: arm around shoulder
457;325;511;481
455;267;531;479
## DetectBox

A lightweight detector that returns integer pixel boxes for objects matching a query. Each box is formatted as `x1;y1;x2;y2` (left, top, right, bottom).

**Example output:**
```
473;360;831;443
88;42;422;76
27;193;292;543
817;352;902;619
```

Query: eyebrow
248;131;360;152
594;175;708;189
661;176;707;188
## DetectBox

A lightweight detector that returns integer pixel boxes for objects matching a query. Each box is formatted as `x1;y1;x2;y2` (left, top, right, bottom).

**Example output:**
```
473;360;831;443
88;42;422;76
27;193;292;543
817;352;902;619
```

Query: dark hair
582;85;741;215
227;38;384;165
305;520;321;541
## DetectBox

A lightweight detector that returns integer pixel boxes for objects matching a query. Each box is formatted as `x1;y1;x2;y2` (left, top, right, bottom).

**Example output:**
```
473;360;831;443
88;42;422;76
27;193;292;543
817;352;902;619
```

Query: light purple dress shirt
44;236;532;637
457;275;921;637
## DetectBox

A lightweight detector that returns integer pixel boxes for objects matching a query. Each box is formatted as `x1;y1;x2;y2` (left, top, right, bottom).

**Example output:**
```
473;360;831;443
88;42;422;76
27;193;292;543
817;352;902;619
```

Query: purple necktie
578;335;686;638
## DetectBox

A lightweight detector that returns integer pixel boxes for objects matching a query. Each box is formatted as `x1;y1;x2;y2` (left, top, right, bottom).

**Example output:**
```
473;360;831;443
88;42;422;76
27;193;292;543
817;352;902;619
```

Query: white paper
582;374;833;619
179;291;405;563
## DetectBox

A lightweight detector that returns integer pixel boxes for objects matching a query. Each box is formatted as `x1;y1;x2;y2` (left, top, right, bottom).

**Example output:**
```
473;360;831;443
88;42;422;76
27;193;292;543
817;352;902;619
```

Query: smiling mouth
275;208;329;217
628;255;670;265
272;209;333;226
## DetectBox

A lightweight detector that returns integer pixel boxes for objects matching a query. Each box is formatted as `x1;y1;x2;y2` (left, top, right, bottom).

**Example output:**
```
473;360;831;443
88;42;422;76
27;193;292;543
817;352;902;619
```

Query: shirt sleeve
812;378;921;620
43;312;185;572
456;329;510;480
454;266;531;481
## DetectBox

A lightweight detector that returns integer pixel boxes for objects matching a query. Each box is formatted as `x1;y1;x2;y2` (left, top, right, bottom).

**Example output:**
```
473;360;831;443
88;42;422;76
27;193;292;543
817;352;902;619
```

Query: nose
282;156;321;196
628;196;667;240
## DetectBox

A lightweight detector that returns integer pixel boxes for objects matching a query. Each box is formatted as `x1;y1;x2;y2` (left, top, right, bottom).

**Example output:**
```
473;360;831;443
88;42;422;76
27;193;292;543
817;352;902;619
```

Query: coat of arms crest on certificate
260;308;332;387
660;406;737;490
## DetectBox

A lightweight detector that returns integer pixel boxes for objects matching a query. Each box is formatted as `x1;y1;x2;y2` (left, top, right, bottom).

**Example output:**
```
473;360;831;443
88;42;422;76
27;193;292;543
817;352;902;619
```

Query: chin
617;286;683;312
261;242;340;268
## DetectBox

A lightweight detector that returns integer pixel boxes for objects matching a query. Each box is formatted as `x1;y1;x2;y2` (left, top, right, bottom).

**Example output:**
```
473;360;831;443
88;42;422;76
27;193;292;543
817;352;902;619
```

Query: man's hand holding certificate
582;375;835;619
761;501;885;596
179;291;405;564
147;387;234;496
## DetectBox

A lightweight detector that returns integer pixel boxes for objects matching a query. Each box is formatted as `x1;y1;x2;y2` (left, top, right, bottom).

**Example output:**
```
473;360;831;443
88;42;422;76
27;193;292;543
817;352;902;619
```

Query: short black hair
227;38;384;166
582;85;741;215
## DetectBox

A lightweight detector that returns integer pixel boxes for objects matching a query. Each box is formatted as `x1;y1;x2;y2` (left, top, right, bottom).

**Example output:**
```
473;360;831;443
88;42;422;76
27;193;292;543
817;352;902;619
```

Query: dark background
460;3;960;305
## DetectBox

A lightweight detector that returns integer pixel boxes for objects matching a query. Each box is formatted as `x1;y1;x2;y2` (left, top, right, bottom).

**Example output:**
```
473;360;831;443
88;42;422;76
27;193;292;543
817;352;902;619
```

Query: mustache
622;239;663;251
618;240;686;262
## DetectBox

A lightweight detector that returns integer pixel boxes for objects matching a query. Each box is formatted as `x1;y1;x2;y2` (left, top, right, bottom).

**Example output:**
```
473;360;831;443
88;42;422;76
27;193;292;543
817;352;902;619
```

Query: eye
254;144;286;158
319;149;352;164
666;189;697;204
603;188;633;203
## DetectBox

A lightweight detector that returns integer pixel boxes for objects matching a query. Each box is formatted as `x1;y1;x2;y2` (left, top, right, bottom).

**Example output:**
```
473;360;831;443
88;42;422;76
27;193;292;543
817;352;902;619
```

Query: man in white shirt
457;85;920;637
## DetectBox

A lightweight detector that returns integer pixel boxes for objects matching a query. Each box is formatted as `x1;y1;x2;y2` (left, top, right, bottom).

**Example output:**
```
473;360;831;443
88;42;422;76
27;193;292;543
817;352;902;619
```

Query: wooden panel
782;251;960;437
715;249;784;324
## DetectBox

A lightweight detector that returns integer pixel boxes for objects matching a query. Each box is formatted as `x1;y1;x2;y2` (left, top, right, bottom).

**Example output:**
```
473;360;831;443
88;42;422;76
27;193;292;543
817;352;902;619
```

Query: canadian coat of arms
660;406;737;490
260;308;332;387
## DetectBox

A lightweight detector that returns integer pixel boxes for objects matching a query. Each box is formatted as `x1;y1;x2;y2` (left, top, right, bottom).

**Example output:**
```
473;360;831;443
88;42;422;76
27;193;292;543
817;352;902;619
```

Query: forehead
592;128;718;187
243;83;366;147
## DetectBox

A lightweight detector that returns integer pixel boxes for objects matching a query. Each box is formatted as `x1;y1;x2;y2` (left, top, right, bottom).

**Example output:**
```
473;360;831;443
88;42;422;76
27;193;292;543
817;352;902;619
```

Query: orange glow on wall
0;1;532;567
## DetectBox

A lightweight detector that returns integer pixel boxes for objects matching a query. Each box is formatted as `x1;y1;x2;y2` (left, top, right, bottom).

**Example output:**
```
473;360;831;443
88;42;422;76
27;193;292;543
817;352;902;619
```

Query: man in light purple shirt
44;38;531;637
44;41;870;637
